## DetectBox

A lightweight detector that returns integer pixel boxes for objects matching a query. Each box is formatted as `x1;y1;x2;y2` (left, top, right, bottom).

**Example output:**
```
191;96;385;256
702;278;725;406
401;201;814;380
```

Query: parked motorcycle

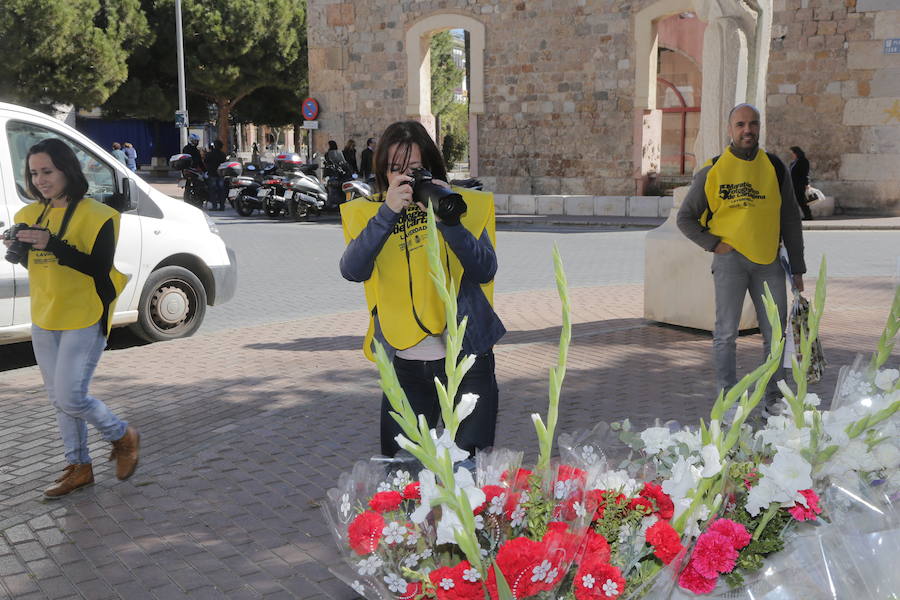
323;155;354;210
232;163;277;216
283;156;327;220
169;153;207;208
342;174;375;202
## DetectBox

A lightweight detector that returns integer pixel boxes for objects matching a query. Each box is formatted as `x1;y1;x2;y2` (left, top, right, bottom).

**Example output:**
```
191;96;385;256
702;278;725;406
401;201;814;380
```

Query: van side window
6;121;117;206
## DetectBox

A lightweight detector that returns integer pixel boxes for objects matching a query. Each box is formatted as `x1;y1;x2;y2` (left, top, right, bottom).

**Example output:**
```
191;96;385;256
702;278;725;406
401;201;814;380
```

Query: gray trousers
712;250;787;398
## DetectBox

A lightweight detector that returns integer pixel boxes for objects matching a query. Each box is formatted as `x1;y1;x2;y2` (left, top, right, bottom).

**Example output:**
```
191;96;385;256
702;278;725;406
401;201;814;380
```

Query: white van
0;102;236;344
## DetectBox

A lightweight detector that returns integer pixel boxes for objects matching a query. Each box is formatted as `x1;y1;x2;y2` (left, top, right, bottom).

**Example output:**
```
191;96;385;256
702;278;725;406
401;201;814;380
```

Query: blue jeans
381;352;499;457
31;323;127;464
712;250;787;399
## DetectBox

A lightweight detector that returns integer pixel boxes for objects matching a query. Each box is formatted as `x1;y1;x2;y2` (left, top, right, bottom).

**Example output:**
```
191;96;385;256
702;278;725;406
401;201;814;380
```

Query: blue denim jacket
340;202;505;358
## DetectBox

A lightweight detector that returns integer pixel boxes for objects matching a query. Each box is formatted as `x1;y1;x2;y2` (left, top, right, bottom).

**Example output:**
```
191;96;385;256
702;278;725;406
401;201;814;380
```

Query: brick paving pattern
1;277;897;599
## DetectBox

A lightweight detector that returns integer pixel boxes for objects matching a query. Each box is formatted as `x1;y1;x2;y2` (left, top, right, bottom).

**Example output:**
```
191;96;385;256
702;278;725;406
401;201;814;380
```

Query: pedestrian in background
111;142;126;165
205;139;227;211
677;104;806;419
324;140;348;178
343;139;359;175
182;133;204;170
340;120;504;458
360;137;376;180
2;138;139;498
789;146;812;221
123;142;137;172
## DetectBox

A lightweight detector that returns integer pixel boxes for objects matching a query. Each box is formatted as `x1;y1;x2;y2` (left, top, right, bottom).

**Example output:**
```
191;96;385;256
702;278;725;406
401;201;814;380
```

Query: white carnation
874;368;899;391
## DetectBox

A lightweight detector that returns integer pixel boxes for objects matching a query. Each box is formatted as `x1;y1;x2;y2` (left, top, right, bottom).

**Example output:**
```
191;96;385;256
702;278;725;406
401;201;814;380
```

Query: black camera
3;223;39;264
409;168;467;226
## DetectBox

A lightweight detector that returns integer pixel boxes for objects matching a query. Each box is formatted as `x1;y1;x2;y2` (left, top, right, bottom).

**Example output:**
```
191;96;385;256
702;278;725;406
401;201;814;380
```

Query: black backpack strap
765;152;786;190
701;155;720;229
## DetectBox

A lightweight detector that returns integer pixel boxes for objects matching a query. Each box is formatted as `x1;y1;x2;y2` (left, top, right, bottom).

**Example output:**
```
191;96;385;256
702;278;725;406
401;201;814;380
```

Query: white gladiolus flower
431;429;471;463
875;368;899;391
873;441;900;470
700;444;722;478
663;456;701;503
708;419;721;442
804;392;822;407
746;446;812;516
455;393;479;422
640;427;673;454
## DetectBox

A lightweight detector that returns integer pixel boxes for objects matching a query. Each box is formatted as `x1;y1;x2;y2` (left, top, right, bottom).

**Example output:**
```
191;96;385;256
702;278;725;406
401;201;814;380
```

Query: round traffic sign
301;97;319;121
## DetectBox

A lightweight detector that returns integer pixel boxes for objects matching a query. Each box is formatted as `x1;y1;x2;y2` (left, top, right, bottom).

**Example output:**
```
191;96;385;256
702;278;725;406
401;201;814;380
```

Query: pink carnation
690;531;738;578
678;562;718;595
788;489;823;522
707;518;751;550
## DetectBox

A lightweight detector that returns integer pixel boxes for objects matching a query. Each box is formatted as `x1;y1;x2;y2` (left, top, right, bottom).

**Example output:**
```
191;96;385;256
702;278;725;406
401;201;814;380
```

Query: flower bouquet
324;203;900;599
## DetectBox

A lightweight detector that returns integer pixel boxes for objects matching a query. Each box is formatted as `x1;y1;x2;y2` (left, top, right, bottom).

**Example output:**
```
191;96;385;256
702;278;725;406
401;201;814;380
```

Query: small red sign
301;97;319;121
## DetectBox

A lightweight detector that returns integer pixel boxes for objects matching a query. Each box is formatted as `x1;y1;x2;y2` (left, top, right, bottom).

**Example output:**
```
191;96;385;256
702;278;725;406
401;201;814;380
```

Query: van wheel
130;266;207;342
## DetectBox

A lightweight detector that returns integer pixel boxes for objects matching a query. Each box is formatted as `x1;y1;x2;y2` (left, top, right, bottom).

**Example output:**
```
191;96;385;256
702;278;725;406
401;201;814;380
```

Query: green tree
0;0;150;110
134;0;307;146
440;100;469;171
430;31;464;117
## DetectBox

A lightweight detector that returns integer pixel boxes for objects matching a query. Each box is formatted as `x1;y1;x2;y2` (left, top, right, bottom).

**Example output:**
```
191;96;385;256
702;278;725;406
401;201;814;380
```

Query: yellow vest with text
15;199;128;335
702;147;782;264
340;188;496;361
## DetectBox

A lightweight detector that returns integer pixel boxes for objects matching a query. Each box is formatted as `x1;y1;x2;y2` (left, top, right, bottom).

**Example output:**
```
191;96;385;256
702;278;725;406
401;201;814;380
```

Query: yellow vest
341;188;496;361
15;199;128;334
702;147;782;264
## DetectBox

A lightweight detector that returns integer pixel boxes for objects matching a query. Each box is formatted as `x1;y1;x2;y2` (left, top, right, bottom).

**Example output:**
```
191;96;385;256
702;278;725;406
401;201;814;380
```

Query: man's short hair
728;103;760;121
366;138;375;146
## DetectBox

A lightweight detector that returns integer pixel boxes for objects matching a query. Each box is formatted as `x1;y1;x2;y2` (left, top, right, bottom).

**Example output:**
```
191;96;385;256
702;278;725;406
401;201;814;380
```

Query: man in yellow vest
677;104;806;418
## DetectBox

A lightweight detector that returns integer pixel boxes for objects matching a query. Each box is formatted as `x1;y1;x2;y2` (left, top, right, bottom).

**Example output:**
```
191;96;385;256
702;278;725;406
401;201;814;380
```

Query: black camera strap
401;210;452;337
35;198;80;240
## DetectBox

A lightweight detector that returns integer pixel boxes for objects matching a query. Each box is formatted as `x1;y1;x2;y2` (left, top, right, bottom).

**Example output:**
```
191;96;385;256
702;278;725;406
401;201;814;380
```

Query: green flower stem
787;259;827;426
752;504;780;541
845;400;900;440
870;283;900;372
371;204;487;574
535;245;572;473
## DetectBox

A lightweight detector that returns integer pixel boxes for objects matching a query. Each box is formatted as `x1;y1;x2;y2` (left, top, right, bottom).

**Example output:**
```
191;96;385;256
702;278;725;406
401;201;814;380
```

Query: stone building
307;0;899;214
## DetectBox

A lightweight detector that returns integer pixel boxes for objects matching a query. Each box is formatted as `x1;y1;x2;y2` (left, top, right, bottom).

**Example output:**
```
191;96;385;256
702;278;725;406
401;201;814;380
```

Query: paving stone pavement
0;277;897;599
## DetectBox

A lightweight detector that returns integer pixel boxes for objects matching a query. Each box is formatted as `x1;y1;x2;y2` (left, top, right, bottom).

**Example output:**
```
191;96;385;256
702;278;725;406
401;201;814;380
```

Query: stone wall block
594;196;627;216
537;196;565;215
509;194;537;215
563;196;594;215
628;196;661;217
493;194;509;215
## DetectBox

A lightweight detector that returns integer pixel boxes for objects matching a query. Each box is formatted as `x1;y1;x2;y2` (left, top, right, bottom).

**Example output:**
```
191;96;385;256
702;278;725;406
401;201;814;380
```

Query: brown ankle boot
44;464;94;499
109;426;140;480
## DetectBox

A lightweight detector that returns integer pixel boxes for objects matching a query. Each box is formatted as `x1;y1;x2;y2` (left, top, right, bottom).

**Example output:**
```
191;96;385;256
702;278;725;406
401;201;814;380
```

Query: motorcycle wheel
235;196;254;217
264;204;280;218
291;201;309;221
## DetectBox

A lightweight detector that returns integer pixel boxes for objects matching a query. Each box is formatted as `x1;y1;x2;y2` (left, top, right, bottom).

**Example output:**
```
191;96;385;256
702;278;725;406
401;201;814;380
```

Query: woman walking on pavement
3;138;140;499
789;146;812;221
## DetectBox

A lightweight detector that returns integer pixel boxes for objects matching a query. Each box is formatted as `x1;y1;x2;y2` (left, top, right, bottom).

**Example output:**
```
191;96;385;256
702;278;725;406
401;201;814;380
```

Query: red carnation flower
556;464;587;484
645;520;683;564
486;537;550;599
640;481;675;520
788;489;822;522
368;490;403;513
690;531;738;578
582;529;611;564
627;496;654;515
574;561;625;600
678;562;718;595
707;519;751;550
347;510;384;555
402;481;421;500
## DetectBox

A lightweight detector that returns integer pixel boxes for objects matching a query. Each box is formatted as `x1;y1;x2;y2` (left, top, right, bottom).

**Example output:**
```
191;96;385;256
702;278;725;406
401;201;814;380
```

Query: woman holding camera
340;120;504;458
3;138;139;498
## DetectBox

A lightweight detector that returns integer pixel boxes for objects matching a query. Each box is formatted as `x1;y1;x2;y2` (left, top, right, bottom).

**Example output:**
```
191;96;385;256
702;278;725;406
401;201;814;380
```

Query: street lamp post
175;0;188;148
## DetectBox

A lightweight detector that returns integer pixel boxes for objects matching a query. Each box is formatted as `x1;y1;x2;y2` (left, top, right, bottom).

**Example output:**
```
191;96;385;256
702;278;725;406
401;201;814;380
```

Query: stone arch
633;0;773;189
405;12;485;175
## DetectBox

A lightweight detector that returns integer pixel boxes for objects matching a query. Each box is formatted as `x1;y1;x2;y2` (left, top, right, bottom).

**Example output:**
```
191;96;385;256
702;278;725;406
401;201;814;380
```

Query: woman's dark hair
24;138;89;204
327;140;339;151
373;121;447;194
343;139;356;152
790;146;805;158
